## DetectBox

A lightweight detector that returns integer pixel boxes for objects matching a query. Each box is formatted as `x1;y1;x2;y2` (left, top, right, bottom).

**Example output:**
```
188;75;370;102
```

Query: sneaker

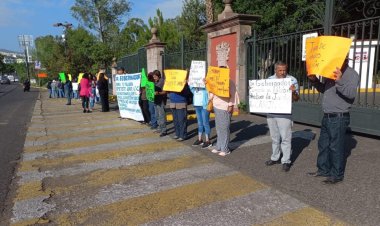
177;138;184;141
192;140;203;146
282;163;291;172
265;160;281;166
87;110;92;113
211;149;220;154
218;151;231;157
172;136;179;139
201;141;212;149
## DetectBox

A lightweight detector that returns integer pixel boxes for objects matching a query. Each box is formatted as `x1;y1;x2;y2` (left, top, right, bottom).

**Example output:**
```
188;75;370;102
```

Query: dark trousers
99;89;109;112
317;114;350;180
172;108;187;139
81;96;89;109
139;99;151;123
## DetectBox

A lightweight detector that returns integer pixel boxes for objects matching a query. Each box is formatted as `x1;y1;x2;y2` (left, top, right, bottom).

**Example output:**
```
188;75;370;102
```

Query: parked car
0;77;11;85
7;75;15;82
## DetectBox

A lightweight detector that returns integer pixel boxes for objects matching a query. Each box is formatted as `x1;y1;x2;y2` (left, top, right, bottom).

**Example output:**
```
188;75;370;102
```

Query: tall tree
179;0;207;44
71;0;131;43
205;0;214;23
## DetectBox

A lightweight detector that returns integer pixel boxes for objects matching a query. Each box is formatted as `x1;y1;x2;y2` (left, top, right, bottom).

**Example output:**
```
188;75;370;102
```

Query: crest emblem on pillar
216;42;230;67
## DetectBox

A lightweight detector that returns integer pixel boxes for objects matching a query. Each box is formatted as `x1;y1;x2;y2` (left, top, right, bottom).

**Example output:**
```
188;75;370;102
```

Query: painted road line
19;138;182;172
16;154;214;202
23;128;150;147
17;147;196;184
255;207;348;226
145;188;307;226
50;173;266;225
25;123;139;136
49;163;235;213
27;119;131;130
24;125;141;142
23;130;157;153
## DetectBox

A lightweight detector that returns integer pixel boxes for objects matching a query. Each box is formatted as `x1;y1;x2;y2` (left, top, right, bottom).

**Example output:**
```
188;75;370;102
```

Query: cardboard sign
68;74;72;81
115;73;144;121
140;68;147;87
249;78;292;114
163;69;187;92
206;66;230;98
146;81;155;102
59;72;66;83
78;73;84;82
37;73;47;78
302;32;318;61
306;36;352;79
188;60;206;88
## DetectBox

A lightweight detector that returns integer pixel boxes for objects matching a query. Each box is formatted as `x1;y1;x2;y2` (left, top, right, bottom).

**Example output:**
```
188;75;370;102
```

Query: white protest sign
188;60;206;88
115;73;144;121
302;32;318;61
249;78;292;114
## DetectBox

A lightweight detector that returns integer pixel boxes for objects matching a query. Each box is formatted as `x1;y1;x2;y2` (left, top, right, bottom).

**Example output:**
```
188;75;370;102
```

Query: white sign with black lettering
249;78;292;114
188;60;206;88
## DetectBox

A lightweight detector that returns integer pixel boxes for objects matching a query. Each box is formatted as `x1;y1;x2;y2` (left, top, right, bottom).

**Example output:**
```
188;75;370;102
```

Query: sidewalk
3;90;378;225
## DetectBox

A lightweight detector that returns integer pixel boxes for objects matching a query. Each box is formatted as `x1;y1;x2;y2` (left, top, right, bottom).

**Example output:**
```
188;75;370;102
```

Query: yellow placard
78;73;84;82
68;74;72;81
206;66;230;97
163;69;187;92
306;36;352;79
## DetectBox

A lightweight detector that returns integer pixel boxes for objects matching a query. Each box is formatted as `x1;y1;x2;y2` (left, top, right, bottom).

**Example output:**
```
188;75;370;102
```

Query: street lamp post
18;35;33;80
53;22;72;78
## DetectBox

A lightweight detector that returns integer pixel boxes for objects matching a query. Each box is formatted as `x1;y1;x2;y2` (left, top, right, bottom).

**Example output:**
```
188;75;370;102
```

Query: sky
0;0;183;52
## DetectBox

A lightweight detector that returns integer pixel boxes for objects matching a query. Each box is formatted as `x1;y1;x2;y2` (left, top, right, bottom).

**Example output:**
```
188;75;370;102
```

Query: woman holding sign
206;66;239;157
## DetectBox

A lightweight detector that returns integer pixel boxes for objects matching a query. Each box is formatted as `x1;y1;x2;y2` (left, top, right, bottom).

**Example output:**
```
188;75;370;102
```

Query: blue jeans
149;101;157;127
317;114;350;180
172;108;187;139
58;88;64;98
89;88;96;109
194;106;210;137
154;102;167;133
65;89;71;104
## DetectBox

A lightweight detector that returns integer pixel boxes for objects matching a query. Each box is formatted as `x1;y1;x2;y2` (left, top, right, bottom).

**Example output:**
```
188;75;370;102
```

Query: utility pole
18;35;33;80
53;22;73;78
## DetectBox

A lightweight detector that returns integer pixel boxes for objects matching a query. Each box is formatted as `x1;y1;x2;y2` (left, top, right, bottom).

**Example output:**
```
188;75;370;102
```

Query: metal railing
246;16;380;136
117;48;147;73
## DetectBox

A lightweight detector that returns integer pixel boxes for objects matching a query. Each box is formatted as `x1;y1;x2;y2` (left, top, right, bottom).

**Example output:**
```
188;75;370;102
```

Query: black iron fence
117;48;147;73
163;37;207;70
246;16;380;136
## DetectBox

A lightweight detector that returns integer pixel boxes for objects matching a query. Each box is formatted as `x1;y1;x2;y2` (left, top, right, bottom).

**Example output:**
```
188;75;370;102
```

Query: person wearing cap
307;58;359;184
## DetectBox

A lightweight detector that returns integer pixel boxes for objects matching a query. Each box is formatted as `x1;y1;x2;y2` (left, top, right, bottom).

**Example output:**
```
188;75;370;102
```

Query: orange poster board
206;66;230;97
306;36;352;79
163;69;187;92
37;73;47;78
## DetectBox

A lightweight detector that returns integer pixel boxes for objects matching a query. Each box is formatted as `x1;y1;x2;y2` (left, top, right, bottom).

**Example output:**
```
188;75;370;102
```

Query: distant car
7;75;14;82
14;78;19;82
0;77;11;85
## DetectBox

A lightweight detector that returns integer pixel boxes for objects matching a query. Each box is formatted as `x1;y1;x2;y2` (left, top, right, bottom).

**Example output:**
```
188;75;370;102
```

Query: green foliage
71;0;131;43
179;0;207;43
238;101;248;112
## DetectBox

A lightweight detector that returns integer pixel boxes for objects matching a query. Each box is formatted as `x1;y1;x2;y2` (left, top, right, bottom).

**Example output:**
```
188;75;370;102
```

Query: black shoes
322;177;343;185
265;160;281;166
192;140;203;146
282;163;291;172
201;141;212;149
307;171;330;177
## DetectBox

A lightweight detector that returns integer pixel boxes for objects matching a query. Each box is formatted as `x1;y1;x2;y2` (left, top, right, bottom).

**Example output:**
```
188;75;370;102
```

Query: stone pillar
201;0;260;103
111;57;117;95
145;27;166;73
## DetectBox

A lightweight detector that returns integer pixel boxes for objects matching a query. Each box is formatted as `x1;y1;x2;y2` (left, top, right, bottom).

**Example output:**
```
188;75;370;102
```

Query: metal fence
117;48;147;73
246;16;380;136
163;37;207;70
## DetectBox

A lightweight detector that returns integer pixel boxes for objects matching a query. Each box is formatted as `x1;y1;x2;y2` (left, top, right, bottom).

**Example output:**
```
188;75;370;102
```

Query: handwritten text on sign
306;36;352;79
115;73;144;121
163;69;187;92
249;78;292;114
188;60;206;88
206;66;230;97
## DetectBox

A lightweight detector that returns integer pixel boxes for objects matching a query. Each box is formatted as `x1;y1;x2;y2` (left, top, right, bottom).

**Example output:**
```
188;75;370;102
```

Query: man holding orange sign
306;36;360;184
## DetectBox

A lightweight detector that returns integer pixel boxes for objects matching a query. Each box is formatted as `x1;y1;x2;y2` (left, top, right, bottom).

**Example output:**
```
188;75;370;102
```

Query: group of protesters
133;57;359;184
47;71;110;113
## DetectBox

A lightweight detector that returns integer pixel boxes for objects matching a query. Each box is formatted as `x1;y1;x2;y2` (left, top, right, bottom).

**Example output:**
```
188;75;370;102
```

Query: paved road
3;92;349;226
0;84;38;214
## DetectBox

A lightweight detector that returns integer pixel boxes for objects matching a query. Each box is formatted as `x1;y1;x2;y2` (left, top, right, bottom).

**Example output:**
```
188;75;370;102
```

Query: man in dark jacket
64;76;73;105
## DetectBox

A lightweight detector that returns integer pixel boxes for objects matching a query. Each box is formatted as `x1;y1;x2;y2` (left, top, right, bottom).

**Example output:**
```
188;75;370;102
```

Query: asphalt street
0;84;38;215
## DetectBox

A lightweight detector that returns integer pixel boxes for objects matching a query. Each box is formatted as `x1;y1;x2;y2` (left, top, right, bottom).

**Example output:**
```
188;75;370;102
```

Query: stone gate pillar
145;27;166;73
201;0;260;103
